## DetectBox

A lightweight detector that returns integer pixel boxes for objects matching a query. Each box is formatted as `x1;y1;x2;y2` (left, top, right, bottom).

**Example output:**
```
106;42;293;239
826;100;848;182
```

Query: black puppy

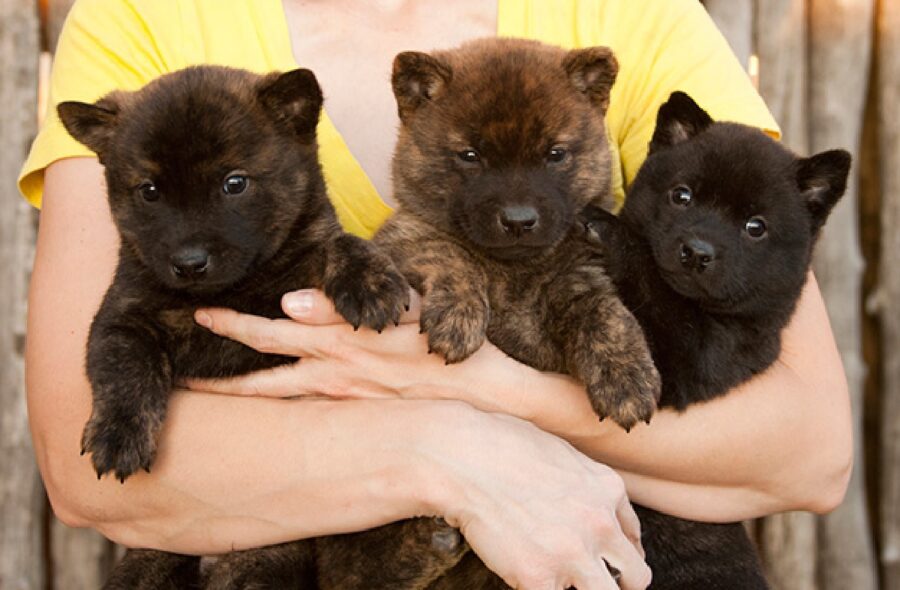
582;91;851;589
59;65;412;588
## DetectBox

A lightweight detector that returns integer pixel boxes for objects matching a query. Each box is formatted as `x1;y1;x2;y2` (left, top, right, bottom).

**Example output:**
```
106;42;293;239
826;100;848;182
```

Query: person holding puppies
21;1;851;588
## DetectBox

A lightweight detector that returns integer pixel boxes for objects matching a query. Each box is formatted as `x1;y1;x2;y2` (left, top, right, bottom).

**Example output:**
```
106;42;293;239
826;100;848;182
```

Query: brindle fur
379;38;659;429
580;92;851;589
361;38;661;589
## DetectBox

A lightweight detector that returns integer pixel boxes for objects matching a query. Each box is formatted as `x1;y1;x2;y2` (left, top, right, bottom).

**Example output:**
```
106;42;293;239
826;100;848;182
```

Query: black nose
498;206;539;237
171;248;210;278
679;238;716;272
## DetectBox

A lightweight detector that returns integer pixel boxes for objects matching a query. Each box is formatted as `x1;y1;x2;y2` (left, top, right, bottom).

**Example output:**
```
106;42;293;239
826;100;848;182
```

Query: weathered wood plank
0;0;43;588
808;0;878;588
876;0;900;585
51;518;117;590
703;0;755;69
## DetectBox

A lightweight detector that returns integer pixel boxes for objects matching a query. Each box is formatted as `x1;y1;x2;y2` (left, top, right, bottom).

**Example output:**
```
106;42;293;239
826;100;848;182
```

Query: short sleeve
17;0;168;208
602;0;781;191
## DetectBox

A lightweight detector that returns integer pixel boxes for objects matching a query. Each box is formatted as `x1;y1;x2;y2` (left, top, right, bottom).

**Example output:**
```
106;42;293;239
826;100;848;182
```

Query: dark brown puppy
377;38;660;430
363;38;660;589
59;65;430;589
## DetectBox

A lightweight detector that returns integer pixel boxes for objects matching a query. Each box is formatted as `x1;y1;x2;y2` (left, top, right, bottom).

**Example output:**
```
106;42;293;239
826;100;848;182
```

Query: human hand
188;288;513;402
188;289;610;441
426;406;650;589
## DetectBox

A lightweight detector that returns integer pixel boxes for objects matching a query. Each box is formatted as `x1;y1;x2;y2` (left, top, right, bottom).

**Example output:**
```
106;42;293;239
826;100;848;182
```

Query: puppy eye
745;216;767;238
546;146;568;164
138;182;159;202
669;185;692;206
457;149;481;164
223;175;249;195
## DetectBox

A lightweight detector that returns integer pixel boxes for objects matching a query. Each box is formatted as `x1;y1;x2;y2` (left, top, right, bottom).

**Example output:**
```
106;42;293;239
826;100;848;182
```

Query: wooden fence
0;0;896;588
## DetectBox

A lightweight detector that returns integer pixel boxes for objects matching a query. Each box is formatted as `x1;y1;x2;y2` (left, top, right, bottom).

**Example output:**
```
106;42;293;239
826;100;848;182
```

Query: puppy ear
257;68;323;138
391;51;452;120
649;92;714;154
563;46;618;111
57;97;120;156
796;149;852;234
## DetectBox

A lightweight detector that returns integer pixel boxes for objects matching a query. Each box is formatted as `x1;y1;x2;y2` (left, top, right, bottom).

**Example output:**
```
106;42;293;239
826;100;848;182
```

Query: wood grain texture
808;1;878;589
0;0;42;589
703;0;754;69
876;0;900;585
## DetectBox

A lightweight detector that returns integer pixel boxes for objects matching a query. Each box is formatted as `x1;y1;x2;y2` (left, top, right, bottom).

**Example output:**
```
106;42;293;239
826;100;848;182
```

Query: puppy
377;38;660;429
59;65;413;589
582;91;851;589
365;38;661;589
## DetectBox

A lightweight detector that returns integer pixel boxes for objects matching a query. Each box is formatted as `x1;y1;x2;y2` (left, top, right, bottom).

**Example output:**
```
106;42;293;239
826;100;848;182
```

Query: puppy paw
585;354;660;432
81;409;161;482
420;291;489;364
324;236;411;332
330;264;410;332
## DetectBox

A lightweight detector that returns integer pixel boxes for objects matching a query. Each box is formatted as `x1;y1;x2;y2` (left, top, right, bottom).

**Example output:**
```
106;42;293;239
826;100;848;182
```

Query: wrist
396;400;493;525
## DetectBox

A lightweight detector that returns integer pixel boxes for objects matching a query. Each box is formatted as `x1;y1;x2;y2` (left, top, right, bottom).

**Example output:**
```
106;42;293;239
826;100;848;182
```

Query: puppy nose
679;238;716;272
498;206;539;237
171;247;210;278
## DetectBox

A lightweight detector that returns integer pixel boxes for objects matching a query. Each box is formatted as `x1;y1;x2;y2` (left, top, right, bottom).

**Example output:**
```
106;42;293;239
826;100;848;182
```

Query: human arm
26;156;651;590
193;273;851;523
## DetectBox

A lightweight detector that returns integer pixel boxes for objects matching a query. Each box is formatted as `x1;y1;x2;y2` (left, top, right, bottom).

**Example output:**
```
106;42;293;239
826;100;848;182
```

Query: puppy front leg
322;234;411;332
550;275;660;431
84;308;173;482
398;243;490;364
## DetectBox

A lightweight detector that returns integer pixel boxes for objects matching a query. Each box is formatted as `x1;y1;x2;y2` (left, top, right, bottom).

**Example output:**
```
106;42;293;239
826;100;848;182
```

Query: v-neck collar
265;0;511;235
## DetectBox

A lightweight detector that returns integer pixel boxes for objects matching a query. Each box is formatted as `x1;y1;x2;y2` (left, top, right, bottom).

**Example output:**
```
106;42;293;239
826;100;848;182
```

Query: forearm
32;385;447;553
496;274;852;521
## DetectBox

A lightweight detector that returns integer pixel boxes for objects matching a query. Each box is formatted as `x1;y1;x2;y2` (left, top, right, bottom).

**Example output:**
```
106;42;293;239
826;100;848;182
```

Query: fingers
600;520;652;590
567;560;622;590
186;360;397;400
281;288;422;325
185;363;304;397
195;308;319;356
615;498;644;559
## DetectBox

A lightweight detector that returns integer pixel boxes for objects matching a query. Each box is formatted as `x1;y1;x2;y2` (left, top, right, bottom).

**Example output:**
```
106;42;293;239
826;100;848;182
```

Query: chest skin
282;0;497;200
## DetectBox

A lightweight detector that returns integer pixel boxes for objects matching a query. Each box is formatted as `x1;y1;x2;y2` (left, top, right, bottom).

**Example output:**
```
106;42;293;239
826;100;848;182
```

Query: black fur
581;91;851;589
59;65;412;589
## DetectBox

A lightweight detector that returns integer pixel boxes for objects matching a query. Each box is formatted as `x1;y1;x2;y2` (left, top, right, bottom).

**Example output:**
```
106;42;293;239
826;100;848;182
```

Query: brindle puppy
362;38;661;589
580;92;851;589
377;38;660;430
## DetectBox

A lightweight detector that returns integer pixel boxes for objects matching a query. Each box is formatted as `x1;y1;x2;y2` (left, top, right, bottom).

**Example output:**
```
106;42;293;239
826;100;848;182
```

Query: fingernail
284;290;314;317
195;311;213;329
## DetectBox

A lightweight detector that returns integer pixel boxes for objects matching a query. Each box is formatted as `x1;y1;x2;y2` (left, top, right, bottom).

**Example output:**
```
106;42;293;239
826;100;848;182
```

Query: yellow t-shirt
18;0;778;239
